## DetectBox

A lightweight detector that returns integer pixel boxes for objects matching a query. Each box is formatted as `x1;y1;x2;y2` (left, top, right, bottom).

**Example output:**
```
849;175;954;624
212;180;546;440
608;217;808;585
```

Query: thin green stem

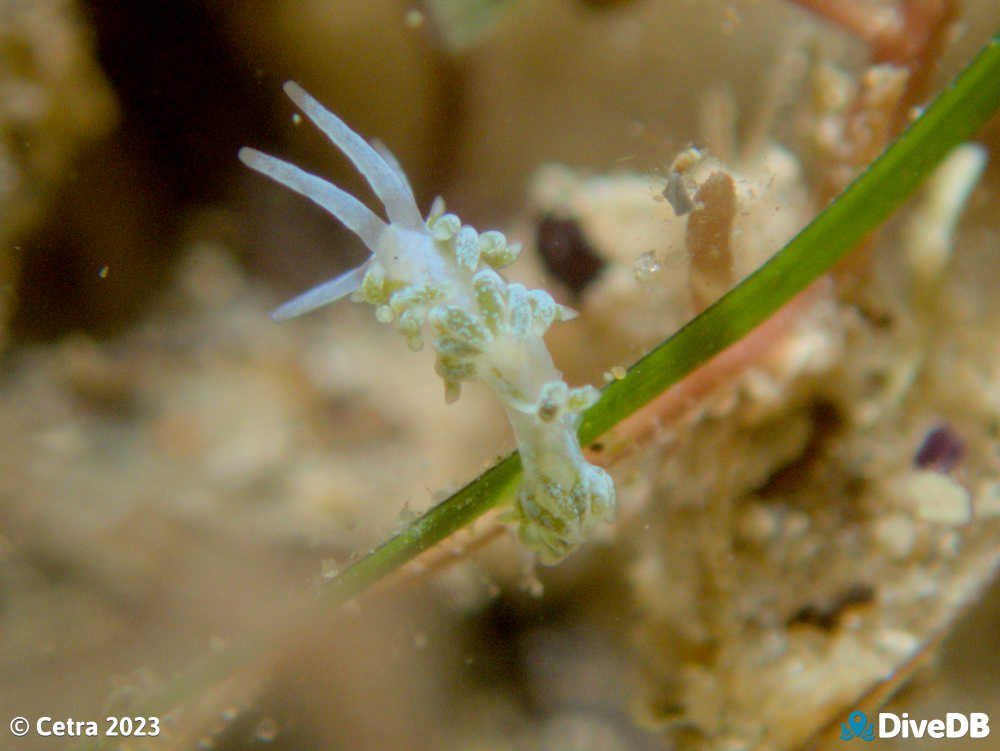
320;453;522;604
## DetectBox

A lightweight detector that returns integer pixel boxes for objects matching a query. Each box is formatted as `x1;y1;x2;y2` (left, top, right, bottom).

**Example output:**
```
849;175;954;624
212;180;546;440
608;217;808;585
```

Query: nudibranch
240;82;614;563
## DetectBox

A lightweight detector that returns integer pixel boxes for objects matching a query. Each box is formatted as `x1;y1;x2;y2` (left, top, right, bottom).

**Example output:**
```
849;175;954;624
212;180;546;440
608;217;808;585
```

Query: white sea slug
240;82;615;563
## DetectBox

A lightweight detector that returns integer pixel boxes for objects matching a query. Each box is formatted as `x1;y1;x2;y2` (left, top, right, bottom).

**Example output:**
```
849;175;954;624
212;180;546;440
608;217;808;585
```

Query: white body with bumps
240;82;614;562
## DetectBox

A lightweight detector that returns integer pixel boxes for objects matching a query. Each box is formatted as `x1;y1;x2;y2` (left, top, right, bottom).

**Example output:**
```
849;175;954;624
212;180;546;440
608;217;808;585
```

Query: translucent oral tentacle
239;148;387;249
283;81;424;231
370;138;415;202
270;259;372;321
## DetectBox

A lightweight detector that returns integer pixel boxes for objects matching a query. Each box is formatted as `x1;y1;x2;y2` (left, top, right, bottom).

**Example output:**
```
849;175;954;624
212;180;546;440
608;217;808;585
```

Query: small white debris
209;635;228;653
742;368;781;406
783;510;810;539
254;717;278;742
739;504;779;544
405;9;425;28
633;251;661;282
873;513;916;558
904;142;987;288
321;558;340;581
876;628;920;657
892;470;972;524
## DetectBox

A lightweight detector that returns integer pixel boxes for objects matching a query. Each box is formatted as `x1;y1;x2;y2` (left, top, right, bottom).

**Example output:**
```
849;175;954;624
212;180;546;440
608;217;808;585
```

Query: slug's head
239;81;426;320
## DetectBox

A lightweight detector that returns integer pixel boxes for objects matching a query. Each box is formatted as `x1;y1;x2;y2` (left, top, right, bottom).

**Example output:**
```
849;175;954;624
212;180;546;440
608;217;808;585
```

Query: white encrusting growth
241;82;615;563
903;142;987;289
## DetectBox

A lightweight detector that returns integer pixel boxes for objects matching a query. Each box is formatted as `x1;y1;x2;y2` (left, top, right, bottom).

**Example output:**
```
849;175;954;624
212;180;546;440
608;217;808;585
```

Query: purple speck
915;425;964;472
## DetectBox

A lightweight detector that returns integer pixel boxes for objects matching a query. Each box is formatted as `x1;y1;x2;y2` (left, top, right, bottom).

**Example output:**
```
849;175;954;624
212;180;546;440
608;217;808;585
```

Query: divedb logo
841;710;991;741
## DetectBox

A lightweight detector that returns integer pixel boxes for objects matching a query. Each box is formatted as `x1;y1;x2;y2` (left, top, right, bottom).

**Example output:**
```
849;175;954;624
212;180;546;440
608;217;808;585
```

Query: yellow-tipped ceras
240;82;614;563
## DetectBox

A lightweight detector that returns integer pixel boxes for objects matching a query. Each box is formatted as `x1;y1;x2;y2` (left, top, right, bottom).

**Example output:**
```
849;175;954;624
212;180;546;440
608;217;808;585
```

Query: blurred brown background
2;2;999;750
